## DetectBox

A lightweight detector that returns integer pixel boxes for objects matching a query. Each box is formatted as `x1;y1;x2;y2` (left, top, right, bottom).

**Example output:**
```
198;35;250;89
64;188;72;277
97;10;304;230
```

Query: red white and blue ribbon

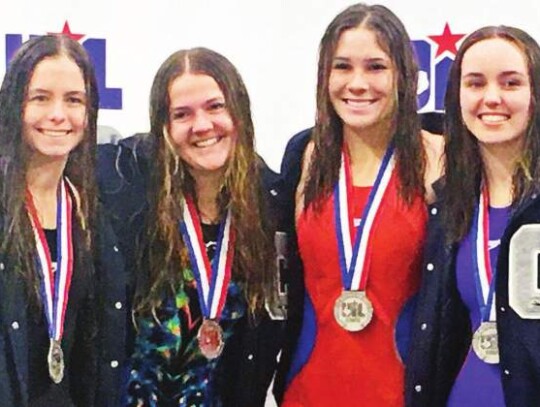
334;146;395;290
179;197;234;319
471;186;497;322
26;179;74;342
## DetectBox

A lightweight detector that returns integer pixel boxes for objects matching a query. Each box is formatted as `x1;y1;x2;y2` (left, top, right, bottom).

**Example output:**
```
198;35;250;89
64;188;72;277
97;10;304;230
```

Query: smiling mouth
478;114;510;123
343;98;377;108
39;129;72;137
193;136;223;148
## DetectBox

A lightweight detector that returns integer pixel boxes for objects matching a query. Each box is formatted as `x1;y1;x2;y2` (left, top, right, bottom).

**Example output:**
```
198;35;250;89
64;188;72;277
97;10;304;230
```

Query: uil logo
4;21;122;110
413;23;466;112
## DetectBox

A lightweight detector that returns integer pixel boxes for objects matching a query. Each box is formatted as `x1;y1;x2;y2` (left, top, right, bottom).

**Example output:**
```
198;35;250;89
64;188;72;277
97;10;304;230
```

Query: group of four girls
0;2;539;406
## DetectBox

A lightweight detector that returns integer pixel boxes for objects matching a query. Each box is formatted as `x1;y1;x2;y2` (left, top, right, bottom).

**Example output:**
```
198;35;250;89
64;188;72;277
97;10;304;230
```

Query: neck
26;156;67;197
192;170;223;224
343;121;394;186
343;120;394;160
26;156;67;229
480;141;521;208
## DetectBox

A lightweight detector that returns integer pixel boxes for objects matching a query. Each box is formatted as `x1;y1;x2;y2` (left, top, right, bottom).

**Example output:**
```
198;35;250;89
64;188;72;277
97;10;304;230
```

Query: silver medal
472;321;499;364
334;290;373;331
47;339;65;384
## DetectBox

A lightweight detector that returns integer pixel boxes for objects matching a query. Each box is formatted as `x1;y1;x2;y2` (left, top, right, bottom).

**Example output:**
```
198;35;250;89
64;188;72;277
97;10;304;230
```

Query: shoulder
421;130;445;204
281;128;313;183
97;133;156;186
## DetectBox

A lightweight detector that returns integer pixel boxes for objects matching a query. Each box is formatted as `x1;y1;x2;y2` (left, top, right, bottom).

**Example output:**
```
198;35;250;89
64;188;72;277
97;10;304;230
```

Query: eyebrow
332;56;389;62
170;96;225;111
462;70;527;78
27;88;86;96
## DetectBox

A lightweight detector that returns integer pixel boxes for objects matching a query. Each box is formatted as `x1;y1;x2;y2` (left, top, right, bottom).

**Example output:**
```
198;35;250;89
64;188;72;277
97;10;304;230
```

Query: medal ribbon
179;197;234;319
334;146;395;291
471;186;497;322
26;179;74;341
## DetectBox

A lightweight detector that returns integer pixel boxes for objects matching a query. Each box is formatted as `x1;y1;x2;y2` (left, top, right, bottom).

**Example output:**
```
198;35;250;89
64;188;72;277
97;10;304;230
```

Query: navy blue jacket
0;210;128;407
97;133;285;407
406;191;540;406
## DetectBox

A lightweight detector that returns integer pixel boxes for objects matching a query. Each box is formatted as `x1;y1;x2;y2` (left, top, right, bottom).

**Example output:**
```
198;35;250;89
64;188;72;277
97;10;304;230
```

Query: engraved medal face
47;339;65;384
197;319;225;360
472;321;499;364
334;291;373;332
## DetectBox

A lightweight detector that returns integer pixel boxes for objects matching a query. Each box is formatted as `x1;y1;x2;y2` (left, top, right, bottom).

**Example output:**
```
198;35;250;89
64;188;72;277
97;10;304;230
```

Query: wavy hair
0;35;99;301
304;3;424;208
135;48;273;317
443;26;540;242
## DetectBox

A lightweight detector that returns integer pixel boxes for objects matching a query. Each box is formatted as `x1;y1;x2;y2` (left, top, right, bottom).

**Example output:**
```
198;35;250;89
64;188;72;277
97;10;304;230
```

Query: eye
208;101;226;111
332;61;351;70
462;78;485;89
367;62;388;71
502;78;523;89
28;94;48;102
66;96;85;105
171;110;189;121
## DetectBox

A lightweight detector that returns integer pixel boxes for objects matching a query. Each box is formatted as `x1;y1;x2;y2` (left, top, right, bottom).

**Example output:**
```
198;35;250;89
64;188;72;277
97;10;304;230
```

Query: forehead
461;38;528;75
169;73;224;103
29;55;84;89
334;26;390;59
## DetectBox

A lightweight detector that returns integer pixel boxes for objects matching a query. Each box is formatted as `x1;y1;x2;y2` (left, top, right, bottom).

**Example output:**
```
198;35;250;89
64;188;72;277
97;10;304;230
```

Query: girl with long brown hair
276;3;443;406
98;47;283;406
0;34;125;406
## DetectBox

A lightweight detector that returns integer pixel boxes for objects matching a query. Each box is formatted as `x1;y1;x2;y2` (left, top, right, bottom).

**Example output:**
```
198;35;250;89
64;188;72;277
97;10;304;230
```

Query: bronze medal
472;321;499;364
197;319;224;360
47;339;65;384
334;290;373;332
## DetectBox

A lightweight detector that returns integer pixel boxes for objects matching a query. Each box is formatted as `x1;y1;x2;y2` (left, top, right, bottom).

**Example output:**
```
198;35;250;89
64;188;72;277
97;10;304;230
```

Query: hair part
136;47;274;318
304;3;424;209
0;34;99;302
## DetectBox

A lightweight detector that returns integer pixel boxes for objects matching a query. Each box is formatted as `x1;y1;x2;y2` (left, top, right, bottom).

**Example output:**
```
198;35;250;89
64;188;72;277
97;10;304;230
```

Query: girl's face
167;73;236;179
460;38;531;148
23;55;87;162
328;26;396;134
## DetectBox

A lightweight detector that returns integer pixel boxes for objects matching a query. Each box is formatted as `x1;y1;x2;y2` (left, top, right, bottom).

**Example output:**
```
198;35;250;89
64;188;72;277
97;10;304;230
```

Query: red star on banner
48;21;85;41
428;23;465;57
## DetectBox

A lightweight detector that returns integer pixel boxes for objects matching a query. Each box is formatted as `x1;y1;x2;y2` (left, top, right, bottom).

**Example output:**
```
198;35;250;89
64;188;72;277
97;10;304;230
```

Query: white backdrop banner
2;0;540;170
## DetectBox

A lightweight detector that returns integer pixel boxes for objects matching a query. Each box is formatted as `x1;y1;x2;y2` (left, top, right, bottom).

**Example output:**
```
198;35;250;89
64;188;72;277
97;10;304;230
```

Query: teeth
194;137;220;148
41;129;71;136
345;99;373;107
480;114;508;123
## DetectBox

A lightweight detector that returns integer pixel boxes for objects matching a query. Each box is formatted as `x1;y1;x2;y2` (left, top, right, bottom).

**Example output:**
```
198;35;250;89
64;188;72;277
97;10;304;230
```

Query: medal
47;339;65;383
333;146;395;330
472;321;499;364
470;187;500;363
334;290;373;331
197;319;225;359
27;179;74;384
179;197;234;359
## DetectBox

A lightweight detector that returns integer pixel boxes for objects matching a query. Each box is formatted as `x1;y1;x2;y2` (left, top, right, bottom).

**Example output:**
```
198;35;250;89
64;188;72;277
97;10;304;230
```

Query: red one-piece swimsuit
283;172;427;407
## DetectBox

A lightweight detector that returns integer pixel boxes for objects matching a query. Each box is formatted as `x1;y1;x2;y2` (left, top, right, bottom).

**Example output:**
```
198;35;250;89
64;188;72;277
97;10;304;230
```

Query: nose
483;83;502;107
192;110;213;134
347;69;368;92
48;100;67;124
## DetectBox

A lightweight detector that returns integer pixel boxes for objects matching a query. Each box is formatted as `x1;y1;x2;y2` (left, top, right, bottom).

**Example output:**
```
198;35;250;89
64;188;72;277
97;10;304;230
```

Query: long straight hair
304;3;424;209
0;35;99;301
443;26;540;243
134;48;274;317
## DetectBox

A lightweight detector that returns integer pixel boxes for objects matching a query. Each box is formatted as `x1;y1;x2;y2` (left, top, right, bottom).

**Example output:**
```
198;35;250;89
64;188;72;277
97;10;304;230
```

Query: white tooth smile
480;114;508;123
344;99;374;107
40;129;71;136
194;137;220;148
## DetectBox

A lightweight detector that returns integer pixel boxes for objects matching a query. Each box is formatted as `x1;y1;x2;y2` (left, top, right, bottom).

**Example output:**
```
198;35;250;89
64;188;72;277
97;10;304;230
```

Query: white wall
2;0;540;170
